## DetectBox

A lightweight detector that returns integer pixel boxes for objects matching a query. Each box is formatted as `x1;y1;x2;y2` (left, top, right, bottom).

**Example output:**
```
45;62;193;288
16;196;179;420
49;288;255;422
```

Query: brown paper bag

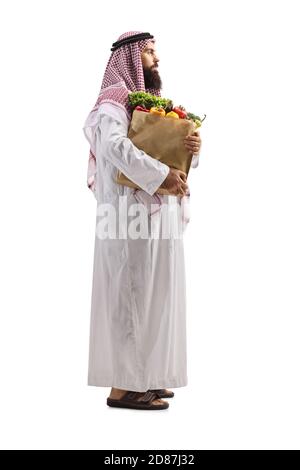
115;110;196;195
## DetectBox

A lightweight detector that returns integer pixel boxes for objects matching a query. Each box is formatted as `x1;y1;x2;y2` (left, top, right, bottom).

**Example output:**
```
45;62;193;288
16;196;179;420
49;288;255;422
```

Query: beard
143;65;162;90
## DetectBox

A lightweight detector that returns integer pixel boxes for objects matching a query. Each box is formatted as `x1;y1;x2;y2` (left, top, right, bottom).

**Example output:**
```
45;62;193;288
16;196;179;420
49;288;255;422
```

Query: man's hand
160;167;189;197
184;130;202;155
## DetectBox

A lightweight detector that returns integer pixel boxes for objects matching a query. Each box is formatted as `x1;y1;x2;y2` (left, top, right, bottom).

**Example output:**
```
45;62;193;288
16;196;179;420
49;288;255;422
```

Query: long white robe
84;102;199;392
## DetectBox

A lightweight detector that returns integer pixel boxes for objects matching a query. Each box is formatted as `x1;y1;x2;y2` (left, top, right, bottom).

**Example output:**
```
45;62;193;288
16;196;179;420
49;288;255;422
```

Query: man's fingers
177;182;188;194
177;170;187;181
185;136;200;142
178;186;189;197
177;187;185;197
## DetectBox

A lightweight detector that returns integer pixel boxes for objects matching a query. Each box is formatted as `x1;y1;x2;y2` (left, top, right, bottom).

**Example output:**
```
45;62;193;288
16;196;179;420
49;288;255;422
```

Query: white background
0;0;300;450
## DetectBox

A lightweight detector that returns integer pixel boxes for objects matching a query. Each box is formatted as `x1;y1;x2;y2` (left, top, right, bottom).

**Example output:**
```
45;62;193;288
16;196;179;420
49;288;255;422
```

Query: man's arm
97;111;169;196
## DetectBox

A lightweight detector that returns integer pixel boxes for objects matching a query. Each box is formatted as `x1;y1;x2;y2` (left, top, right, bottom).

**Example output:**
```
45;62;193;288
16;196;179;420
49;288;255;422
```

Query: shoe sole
106;398;169;410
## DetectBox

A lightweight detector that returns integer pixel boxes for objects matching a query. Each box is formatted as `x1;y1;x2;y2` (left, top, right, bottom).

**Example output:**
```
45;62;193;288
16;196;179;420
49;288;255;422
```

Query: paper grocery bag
115;110;196;195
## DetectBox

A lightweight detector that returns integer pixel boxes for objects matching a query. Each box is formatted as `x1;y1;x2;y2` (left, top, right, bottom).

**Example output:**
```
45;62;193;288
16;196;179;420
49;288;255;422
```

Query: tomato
172;106;187;119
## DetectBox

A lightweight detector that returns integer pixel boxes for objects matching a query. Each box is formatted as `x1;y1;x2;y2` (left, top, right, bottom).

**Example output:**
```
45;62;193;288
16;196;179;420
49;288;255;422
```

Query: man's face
141;41;162;90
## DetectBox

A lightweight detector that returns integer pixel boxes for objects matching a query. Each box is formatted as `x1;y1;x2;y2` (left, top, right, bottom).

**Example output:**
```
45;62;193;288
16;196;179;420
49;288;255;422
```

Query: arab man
83;31;202;410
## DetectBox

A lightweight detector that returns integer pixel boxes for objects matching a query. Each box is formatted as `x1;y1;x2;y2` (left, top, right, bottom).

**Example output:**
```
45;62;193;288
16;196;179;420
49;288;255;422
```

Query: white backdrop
0;0;300;450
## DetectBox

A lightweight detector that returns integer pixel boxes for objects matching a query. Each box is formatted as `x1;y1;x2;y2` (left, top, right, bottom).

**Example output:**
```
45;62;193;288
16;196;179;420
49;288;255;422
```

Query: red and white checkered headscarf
83;31;161;196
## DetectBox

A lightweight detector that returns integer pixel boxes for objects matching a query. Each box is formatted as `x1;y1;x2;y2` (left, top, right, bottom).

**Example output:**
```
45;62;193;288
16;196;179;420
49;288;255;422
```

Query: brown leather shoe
107;390;169;410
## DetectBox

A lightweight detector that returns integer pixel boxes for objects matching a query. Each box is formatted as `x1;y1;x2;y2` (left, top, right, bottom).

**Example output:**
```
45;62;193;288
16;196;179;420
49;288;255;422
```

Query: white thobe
84;102;199;392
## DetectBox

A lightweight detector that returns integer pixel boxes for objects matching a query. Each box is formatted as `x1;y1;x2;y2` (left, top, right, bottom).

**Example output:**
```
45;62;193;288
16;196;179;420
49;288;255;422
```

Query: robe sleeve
191;153;199;168
97;105;170;196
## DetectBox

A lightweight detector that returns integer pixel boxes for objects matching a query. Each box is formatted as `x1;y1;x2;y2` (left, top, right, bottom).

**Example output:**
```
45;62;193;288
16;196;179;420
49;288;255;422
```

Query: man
83;31;201;410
